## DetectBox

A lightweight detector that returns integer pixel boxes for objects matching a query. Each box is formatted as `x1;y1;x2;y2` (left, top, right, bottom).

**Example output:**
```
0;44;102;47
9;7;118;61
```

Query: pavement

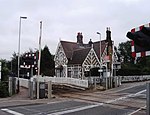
0;87;66;109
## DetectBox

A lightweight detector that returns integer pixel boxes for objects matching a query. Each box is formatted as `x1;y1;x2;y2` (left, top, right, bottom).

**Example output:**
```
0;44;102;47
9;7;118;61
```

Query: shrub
0;81;9;98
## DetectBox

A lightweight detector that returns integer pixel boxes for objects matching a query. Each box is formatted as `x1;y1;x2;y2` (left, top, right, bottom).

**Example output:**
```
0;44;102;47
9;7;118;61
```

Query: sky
0;0;150;60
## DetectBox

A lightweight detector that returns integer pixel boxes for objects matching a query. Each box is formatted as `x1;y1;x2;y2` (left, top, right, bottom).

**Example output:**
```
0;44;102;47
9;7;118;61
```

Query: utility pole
38;21;42;76
17;16;27;93
37;21;42;99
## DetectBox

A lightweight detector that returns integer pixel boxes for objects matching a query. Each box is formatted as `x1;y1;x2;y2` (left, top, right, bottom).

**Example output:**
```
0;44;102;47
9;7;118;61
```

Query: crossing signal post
127;27;150;50
126;23;150;115
126;24;150;59
21;52;38;78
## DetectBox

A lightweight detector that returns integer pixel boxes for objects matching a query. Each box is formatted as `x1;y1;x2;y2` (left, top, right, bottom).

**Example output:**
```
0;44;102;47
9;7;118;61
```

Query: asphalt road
0;82;147;115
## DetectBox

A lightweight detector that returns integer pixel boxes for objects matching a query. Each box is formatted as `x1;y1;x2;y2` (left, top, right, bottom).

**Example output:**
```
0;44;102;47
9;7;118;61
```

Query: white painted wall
19;78;29;88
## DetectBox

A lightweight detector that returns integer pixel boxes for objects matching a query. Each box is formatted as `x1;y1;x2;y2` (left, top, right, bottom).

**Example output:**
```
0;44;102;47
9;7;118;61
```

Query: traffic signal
21;52;38;76
21;52;37;68
141;27;150;37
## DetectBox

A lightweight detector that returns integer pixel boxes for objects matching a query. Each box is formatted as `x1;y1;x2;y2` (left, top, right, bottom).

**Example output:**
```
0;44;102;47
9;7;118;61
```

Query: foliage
40;45;55;76
0;81;9;98
118;41;134;63
117;41;150;76
0;59;10;81
10;52;18;76
0;59;10;97
10;46;55;77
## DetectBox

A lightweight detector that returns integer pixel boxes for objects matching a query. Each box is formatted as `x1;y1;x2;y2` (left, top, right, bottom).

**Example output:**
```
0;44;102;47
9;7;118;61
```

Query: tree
0;59;10;81
0;59;10;97
11;52;18;76
10;46;55;77
117;40;150;75
0;81;9;97
118;41;134;63
40;45;55;76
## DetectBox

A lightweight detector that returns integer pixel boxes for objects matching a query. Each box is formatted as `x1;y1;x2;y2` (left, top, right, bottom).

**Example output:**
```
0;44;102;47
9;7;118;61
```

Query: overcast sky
0;0;150;60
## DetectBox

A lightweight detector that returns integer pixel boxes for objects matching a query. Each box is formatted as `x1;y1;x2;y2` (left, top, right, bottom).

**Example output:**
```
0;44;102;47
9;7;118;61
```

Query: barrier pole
48;81;52;99
37;81;39;99
147;83;150;115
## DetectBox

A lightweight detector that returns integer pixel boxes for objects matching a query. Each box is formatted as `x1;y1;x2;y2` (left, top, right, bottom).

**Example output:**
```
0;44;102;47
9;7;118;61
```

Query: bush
0;81;9;98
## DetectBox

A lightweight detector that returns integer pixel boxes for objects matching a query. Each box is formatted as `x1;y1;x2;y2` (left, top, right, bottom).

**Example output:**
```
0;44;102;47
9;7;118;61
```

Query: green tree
0;59;10;97
10;46;55;77
0;59;10;81
117;40;150;75
11;52;18;76
118;41;134;63
40;45;55;76
0;82;9;97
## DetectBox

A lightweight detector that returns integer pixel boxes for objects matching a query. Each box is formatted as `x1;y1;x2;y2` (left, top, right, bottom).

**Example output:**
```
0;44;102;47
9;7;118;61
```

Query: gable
82;48;100;70
54;42;68;67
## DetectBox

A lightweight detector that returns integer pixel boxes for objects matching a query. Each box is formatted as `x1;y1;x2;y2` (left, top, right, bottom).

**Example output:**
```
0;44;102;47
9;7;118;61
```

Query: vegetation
0;59;10;97
10;45;55;77
40;45;55;76
116;41;150;76
0;81;9;98
0;45;55;97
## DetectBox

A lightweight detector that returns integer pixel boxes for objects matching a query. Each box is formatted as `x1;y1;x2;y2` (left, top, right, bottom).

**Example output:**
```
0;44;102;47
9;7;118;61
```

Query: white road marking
128;106;146;115
48;103;103;115
1;89;146;115
1;108;24;115
106;89;146;103
49;89;146;115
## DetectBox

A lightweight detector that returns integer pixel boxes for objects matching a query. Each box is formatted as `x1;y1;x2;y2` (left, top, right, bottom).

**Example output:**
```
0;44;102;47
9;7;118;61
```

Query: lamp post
97;32;103;85
97;32;101;66
17;16;27;93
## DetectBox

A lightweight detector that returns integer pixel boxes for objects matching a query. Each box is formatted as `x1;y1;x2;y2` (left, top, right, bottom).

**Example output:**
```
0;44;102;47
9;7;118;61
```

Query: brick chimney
106;27;112;46
77;32;83;45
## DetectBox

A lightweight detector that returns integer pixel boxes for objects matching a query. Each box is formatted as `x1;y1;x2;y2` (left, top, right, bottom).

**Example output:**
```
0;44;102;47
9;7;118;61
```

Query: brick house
54;28;119;79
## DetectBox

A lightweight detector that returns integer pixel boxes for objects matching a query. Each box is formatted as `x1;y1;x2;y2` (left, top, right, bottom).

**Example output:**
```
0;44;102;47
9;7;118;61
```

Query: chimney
77;32;83;45
106;27;111;41
88;39;93;47
106;27;112;46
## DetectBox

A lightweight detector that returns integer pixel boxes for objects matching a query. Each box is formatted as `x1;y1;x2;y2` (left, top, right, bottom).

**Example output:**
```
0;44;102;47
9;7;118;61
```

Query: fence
36;76;89;88
120;75;150;82
17;75;150;89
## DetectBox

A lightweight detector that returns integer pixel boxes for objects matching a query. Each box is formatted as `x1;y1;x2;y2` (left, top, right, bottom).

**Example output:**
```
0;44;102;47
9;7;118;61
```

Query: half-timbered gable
82;47;100;71
68;48;91;79
54;42;68;67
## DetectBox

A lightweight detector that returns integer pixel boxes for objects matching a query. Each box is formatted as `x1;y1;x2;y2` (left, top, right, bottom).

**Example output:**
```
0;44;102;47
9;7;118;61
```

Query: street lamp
97;32;103;85
97;32;101;68
17;16;27;93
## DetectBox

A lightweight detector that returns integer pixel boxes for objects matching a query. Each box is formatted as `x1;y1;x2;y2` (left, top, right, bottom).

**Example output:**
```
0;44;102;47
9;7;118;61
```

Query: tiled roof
93;40;107;59
68;48;91;65
60;40;108;65
60;41;77;59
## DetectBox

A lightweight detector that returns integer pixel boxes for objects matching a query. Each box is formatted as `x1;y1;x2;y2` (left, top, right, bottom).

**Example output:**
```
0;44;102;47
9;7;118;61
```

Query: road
0;82;147;115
